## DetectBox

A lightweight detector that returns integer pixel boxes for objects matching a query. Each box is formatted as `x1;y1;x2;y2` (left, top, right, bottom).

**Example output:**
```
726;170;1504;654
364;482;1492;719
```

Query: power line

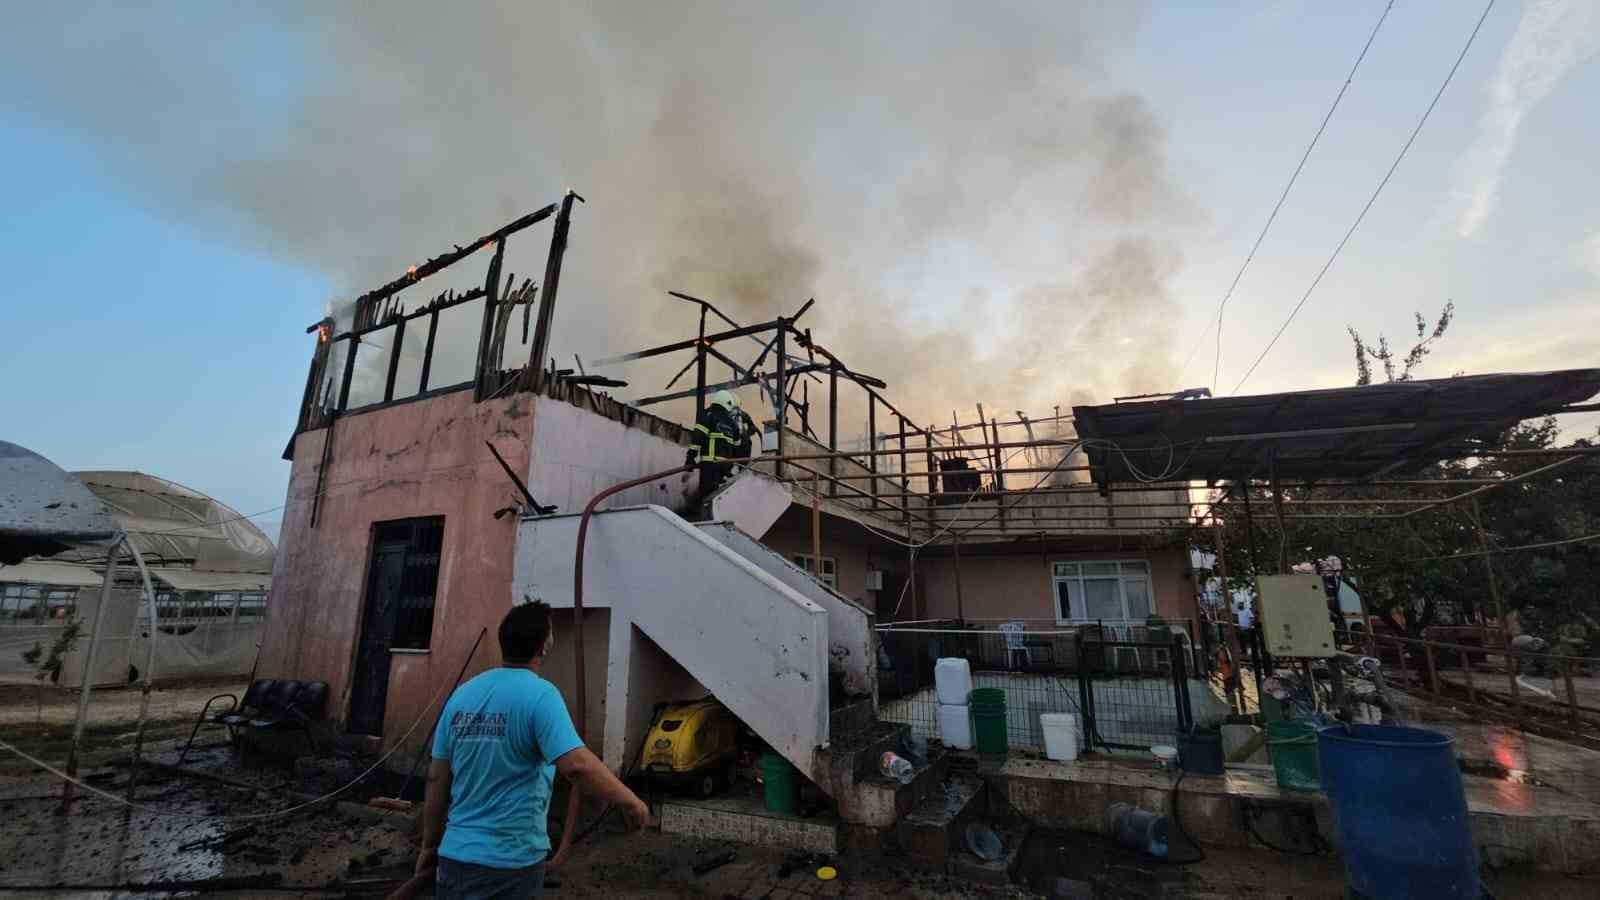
1403;530;1600;564
1232;0;1496;395
1193;0;1395;392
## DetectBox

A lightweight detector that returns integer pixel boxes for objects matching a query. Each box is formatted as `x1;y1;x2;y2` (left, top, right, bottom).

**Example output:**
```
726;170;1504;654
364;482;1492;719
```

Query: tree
21;617;83;725
1193;303;1600;643
1348;301;1454;386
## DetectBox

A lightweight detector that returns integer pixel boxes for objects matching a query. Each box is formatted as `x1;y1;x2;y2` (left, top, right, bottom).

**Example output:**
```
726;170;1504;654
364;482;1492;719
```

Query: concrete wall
697;521;876;699
541;607;613;753
258;386;694;755
607;620;708;776
915;545;1197;626
527;396;695;514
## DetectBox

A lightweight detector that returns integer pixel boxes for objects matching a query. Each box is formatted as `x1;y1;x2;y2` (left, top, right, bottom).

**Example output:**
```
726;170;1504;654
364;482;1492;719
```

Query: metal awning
1071;369;1600;485
147;568;271;592
0;559;106;587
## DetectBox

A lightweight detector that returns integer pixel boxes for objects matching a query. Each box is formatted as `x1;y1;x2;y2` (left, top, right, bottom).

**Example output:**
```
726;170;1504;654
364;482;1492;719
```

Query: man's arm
415;758;452;875
554;746;650;828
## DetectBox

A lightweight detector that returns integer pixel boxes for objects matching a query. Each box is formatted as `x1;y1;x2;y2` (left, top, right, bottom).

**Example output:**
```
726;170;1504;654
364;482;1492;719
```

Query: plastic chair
999;622;1033;671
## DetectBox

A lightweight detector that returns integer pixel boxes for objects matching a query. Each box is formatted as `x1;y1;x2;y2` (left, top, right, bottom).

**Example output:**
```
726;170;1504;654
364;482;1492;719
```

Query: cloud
1453;0;1600;238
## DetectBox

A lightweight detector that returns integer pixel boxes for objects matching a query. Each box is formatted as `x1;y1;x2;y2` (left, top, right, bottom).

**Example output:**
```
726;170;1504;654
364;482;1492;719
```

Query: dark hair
500;600;553;664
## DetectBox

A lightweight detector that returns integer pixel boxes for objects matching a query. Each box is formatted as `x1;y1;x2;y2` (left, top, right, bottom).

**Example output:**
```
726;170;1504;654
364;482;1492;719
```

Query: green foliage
1193;304;1598;640
20;617;83;684
1348;301;1454;386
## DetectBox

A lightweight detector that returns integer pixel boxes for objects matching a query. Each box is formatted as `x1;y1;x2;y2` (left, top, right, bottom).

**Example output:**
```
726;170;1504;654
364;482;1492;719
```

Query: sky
2;1;1597;544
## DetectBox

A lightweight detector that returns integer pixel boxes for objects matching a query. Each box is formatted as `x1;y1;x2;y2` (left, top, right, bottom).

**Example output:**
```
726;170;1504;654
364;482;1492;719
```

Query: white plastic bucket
1040;712;1080;762
933;657;973;706
938;703;973;750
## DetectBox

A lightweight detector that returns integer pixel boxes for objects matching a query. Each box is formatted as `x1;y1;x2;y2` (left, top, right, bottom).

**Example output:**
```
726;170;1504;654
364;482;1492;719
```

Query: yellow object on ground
816;866;837;881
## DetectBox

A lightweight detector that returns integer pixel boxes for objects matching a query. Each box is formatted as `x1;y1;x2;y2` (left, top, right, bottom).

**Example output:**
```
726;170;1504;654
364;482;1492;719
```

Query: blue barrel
1317;725;1478;899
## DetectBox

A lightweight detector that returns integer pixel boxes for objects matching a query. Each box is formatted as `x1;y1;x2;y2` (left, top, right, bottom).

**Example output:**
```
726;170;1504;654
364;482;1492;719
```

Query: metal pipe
552;463;694;867
62;539;122;811
123;540;160;802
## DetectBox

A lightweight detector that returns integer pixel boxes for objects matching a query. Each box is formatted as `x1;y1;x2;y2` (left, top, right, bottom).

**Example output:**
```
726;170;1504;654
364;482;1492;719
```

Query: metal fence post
1424;642;1439;696
1564;663;1580;730
1075;630;1095;752
1172;634;1193;732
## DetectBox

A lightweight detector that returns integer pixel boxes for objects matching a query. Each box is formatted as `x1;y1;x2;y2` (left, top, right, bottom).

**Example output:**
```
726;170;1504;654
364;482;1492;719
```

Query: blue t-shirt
430;667;584;869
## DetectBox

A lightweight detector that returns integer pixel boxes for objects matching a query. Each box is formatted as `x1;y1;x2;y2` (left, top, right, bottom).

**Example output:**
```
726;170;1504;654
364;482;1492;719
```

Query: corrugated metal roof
1071;369;1600;485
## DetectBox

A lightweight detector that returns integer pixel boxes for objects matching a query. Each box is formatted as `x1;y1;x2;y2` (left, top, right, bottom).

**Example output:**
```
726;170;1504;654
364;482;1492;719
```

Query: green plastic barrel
1266;720;1320;791
760;751;797;813
969;689;1008;754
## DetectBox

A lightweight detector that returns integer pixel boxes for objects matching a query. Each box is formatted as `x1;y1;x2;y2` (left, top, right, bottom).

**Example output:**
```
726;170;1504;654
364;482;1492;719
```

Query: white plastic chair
1000;621;1032;671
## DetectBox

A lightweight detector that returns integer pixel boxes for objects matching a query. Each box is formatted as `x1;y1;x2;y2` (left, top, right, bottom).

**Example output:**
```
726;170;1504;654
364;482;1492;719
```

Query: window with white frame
791;554;838;589
1052;561;1153;623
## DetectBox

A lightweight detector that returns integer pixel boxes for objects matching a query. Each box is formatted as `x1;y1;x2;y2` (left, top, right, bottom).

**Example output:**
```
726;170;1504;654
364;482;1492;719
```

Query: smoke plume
3;1;1195;435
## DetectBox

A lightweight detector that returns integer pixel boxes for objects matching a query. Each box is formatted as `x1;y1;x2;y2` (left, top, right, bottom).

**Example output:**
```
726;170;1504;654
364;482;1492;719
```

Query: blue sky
2;2;1596;541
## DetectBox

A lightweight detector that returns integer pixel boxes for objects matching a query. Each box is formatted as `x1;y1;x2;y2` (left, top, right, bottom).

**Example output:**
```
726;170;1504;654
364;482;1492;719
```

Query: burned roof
1071;369;1600;485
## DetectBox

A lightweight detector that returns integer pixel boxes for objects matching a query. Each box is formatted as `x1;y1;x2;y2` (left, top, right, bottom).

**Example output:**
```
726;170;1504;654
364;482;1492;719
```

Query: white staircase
512;505;873;792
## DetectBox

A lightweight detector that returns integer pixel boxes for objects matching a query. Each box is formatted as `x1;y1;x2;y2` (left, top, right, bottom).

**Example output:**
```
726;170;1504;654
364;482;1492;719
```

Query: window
236;592;267;623
1053;561;1153;623
371;517;445;650
791;554;838;590
1;583;71;626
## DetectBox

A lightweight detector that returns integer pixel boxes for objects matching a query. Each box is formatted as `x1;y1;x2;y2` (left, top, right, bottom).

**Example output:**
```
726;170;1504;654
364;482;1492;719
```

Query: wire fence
876;622;1226;754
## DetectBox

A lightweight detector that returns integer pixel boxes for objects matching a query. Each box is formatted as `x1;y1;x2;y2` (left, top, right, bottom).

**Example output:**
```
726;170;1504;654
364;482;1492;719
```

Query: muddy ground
0;735;1595;897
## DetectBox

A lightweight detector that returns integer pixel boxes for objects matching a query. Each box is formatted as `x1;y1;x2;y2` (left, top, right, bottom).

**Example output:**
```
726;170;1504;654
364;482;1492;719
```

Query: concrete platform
660;783;840;854
999;753;1600;876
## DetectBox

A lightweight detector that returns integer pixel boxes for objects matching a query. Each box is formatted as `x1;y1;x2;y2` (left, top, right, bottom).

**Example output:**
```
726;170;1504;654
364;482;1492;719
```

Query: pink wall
760;508;905;609
915;546;1196;626
259;389;534;752
259;385;691;754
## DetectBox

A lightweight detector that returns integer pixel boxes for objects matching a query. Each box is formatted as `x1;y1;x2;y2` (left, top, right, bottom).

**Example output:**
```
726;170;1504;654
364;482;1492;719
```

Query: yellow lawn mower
636;698;741;798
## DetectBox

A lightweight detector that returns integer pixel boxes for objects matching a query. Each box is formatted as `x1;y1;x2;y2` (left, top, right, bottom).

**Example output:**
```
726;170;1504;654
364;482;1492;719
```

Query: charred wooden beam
530;191;584;391
347;204;557;328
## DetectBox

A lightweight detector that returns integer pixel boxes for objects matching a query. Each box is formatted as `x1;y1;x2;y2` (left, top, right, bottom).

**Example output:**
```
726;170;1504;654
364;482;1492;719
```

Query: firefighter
688;390;754;505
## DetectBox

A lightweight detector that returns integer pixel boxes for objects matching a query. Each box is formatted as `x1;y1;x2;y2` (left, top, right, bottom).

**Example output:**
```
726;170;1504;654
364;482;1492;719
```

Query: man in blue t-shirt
417;601;649;899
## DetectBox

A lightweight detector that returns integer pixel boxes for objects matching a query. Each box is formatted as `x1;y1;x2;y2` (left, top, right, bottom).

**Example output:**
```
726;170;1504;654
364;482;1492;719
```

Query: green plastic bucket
969;689;1008;754
760;751;797;813
1266;720;1320;791
969;688;1005;708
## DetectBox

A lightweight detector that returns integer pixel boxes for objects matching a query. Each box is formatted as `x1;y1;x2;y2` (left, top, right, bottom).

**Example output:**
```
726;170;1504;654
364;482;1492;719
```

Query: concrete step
845;747;950;828
895;777;985;869
659;783;839;855
821;718;908;789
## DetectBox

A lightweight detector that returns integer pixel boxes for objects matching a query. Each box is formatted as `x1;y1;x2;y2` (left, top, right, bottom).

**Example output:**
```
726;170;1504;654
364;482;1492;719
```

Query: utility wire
1191;0;1395;391
1232;0;1495;394
1400;530;1600;564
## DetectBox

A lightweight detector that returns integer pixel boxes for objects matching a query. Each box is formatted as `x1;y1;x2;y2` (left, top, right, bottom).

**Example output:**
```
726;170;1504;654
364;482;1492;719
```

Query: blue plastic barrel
1317;725;1478;899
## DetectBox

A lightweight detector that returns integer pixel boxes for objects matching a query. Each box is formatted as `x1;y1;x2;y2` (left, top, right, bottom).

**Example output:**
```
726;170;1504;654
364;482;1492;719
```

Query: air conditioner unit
865;570;885;591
